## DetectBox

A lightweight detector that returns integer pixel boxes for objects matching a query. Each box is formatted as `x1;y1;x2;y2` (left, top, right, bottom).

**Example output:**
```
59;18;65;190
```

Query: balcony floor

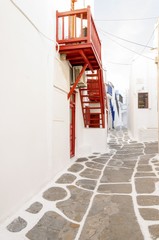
59;42;102;70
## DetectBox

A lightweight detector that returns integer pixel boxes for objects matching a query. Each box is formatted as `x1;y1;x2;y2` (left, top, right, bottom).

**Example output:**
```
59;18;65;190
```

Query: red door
70;92;76;157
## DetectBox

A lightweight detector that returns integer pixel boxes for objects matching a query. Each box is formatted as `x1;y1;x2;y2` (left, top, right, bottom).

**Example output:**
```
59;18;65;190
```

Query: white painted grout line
1;131;159;240
131;155;155;239
74;150;117;240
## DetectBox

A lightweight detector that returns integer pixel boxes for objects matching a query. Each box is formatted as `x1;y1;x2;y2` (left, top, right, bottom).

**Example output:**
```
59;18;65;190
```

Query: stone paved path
1;129;159;239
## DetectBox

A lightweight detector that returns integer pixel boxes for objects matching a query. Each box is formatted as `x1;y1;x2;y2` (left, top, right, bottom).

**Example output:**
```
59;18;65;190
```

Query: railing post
87;6;91;43
56;11;58;42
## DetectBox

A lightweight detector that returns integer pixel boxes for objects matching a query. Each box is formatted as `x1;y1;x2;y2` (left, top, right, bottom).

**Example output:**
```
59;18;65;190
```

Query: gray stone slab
122;143;143;148
43;187;67;201
154;163;159;166
140;154;155;162
56;185;92;222
116;149;143;154
114;153;143;159
79;195;144;240
108;159;124;167
144;143;158;154
129;141;138;143
108;159;136;168
100;167;133;183
92;157;110;164
7;217;27;232
151;160;159;163
56;173;76;184
85;161;104;170
80;168;101;179
135;178;159;194
135;172;156;177
137;195;159;206
100;153;113;157
109;144;122;150
139;208;159;220
98;183;132;194
108;140;117;142
76;179;97;190
88;155;96;158
67;164;84;173
137;165;153;171
138;159;150;165
26;211;79;240
26;202;43;214
149;225;159;239
76;157;88;162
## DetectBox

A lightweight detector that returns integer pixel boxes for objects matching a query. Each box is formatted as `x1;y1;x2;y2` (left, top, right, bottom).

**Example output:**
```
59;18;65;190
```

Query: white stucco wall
0;0;106;223
75;92;108;156
128;51;157;141
0;0;72;222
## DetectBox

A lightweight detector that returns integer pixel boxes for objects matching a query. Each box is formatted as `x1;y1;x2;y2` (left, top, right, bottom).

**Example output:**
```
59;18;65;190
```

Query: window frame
138;92;148;109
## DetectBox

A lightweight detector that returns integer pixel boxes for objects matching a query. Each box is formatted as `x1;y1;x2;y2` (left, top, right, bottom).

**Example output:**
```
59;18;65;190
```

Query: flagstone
92;157;110;164
56;173;77;184
139;208;159;221
56;185;92;222
137;195;159;206
43;187;67;201
26;211;79;240
137;165;153;171
144;143;158;154
76;157;88;162
135;172;156;177
26;202;43;214
135;178;159;194
67;164;84;173
79;195;144;240
149;225;159;239
79;168;101;179
85;161;104;170
7;217;27;232
101;167;133;183
97;183;132;194
76;179;97;190
108;159;136;168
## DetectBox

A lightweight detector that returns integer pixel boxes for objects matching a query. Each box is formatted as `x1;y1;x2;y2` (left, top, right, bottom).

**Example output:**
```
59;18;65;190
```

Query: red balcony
56;6;102;70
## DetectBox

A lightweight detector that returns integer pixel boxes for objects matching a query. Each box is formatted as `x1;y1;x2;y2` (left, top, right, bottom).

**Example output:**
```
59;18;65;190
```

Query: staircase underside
59;44;102;70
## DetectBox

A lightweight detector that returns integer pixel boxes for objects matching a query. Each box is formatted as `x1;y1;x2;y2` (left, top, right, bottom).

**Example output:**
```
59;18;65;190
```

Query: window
138;92;148;109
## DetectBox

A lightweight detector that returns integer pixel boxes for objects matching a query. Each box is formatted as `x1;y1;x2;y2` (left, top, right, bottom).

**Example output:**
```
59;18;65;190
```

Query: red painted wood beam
79;50;94;72
68;63;88;99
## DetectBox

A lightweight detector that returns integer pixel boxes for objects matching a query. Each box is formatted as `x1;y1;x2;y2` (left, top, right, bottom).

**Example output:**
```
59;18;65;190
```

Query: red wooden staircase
56;6;108;129
79;69;106;128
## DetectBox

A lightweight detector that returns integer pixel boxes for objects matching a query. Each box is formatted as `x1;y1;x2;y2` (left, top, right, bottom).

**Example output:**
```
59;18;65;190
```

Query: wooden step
82;100;100;103
86;74;98;77
87;78;98;81
79;69;105;129
83;107;102;110
80;95;100;98
84;117;102;120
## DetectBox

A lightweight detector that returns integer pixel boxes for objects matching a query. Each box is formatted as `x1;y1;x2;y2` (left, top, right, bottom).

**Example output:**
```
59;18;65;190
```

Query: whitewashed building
128;49;157;141
0;0;108;223
107;82;127;129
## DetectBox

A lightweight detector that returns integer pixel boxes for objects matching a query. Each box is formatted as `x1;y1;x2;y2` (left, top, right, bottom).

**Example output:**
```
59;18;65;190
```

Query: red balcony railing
56;6;101;69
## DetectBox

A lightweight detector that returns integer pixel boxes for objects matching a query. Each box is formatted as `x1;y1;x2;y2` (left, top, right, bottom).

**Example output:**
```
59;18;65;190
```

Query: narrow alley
1;128;159;240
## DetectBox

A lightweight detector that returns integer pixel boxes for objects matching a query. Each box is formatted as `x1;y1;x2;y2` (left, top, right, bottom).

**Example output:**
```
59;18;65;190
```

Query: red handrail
56;6;101;61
